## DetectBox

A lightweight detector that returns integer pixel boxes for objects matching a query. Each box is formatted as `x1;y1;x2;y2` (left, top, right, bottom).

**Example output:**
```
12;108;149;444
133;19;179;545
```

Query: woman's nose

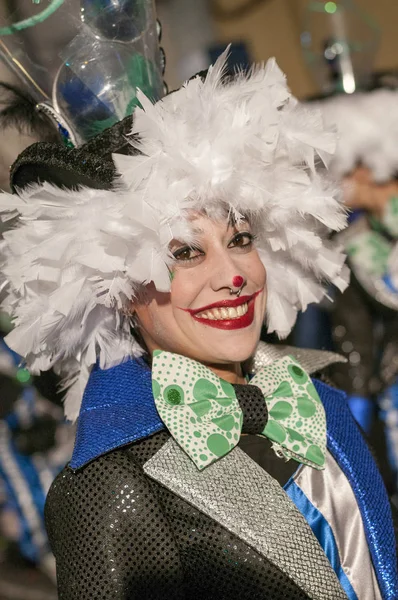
209;251;246;294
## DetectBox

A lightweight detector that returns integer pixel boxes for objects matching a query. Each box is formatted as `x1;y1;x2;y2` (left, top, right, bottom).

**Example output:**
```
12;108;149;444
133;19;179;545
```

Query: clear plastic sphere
80;0;149;42
54;36;163;142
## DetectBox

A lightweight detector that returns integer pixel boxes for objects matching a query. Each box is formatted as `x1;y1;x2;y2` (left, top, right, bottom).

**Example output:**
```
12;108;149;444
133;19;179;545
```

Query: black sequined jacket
45;344;397;600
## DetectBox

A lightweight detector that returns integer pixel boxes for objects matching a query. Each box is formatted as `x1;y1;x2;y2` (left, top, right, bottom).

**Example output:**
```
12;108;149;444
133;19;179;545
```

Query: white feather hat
0;50;348;420
312;88;398;182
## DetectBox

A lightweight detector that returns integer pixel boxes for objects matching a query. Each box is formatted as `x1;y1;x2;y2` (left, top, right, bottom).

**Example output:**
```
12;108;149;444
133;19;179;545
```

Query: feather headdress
312;88;398;182
0;50;348;420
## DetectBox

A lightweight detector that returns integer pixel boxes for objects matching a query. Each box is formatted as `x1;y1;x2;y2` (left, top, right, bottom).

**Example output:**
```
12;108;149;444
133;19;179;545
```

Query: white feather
311;88;398;182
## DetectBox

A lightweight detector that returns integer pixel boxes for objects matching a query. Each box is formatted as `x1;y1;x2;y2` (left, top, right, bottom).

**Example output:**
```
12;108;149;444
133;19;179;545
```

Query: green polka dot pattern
346;230;392;277
152;351;326;471
252;355;326;469
152;351;243;470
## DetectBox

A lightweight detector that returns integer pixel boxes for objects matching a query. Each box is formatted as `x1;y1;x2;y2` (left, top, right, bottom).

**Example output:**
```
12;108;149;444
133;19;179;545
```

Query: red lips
186;293;257;316
181;289;263;330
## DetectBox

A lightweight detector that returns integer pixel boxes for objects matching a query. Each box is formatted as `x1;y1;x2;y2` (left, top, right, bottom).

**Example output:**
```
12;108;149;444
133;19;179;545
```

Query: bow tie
152;350;326;471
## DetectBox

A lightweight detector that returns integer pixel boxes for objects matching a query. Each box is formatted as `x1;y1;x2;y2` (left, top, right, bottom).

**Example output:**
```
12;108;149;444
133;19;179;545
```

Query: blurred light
324;47;336;60
343;72;356;93
16;368;31;384
325;2;337;14
332;42;343;54
301;31;312;46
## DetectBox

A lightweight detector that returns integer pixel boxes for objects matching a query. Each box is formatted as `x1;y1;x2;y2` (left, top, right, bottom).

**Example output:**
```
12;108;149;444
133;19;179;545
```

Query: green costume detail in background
346;196;398;278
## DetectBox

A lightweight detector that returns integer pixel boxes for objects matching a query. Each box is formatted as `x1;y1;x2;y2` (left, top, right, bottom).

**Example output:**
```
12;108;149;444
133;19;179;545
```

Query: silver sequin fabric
251;341;346;375
144;439;348;600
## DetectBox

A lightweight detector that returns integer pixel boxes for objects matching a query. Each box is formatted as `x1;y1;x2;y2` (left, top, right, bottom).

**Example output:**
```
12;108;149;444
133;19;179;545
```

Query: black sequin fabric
330;274;398;397
46;425;312;599
46;432;185;599
234;384;268;434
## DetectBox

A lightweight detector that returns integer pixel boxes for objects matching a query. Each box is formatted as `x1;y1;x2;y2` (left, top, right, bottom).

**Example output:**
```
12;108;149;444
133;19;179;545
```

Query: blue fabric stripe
379;380;398;476
315;379;398;600
0;337;21;365
347;395;374;434
382;273;398;293
284;479;357;600
0;436;48;562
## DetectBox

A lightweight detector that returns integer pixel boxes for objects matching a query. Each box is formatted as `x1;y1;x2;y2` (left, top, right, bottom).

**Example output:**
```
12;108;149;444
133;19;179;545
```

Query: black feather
0;81;60;143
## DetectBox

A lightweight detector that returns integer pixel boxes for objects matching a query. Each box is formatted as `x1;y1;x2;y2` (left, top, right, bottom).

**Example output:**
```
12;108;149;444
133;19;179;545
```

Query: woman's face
133;214;267;370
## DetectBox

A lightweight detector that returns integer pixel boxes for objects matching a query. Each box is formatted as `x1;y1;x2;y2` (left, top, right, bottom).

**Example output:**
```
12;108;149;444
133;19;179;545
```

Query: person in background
0;80;73;583
312;87;398;498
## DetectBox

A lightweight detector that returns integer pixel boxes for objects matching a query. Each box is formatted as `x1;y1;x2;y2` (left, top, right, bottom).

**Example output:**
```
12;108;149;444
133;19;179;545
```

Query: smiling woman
0;50;396;600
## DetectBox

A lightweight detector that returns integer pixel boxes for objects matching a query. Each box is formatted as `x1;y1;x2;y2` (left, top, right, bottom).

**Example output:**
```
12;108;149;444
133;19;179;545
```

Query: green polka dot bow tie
152;350;326;471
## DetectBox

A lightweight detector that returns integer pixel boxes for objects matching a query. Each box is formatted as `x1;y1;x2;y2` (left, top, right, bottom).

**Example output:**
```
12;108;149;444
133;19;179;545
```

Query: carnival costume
0;52;397;599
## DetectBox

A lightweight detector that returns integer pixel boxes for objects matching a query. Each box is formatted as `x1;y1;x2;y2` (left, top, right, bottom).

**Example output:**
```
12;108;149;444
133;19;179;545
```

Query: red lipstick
181;289;263;330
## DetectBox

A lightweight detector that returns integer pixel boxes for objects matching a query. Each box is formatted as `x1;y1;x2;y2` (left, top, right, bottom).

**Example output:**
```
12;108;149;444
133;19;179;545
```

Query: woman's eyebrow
190;226;205;236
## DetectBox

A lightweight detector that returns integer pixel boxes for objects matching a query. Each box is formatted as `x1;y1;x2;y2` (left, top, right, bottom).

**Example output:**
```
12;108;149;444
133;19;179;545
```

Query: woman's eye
228;232;254;248
173;246;203;262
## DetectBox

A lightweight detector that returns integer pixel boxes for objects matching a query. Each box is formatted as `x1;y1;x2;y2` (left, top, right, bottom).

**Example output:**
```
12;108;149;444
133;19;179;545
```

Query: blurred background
0;0;397;598
1;0;398;96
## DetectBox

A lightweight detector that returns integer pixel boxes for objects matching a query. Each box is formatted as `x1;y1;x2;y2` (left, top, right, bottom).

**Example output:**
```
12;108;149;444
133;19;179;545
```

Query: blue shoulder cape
70;357;398;600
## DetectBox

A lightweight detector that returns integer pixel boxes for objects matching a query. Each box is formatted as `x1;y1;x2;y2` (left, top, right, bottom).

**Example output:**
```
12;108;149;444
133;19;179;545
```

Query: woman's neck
205;361;246;385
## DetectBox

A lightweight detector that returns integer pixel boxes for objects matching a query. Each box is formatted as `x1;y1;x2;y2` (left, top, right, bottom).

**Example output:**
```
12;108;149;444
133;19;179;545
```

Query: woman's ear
129;310;151;359
127;285;150;316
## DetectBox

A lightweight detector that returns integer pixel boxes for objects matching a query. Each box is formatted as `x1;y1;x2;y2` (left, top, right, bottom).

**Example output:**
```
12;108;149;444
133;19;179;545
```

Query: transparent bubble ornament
80;0;149;42
53;0;163;143
0;0;164;145
0;0;71;100
301;0;380;95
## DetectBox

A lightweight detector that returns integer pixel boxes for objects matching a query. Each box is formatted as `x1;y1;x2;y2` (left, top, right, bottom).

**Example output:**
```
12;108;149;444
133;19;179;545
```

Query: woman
0;52;397;599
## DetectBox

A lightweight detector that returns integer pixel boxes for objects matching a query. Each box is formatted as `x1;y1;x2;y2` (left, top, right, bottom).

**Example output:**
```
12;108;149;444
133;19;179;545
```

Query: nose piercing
229;275;245;297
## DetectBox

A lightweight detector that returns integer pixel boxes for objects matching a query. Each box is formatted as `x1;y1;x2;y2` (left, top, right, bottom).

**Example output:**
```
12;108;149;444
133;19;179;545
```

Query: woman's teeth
196;303;249;320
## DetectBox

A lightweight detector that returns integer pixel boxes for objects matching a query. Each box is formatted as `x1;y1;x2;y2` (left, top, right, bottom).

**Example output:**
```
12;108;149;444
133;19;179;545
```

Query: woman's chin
201;338;260;367
193;325;262;363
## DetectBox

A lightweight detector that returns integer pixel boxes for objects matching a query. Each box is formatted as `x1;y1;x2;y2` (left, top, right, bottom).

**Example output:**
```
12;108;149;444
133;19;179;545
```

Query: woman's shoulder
45;430;169;520
45;447;141;518
44;431;186;598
